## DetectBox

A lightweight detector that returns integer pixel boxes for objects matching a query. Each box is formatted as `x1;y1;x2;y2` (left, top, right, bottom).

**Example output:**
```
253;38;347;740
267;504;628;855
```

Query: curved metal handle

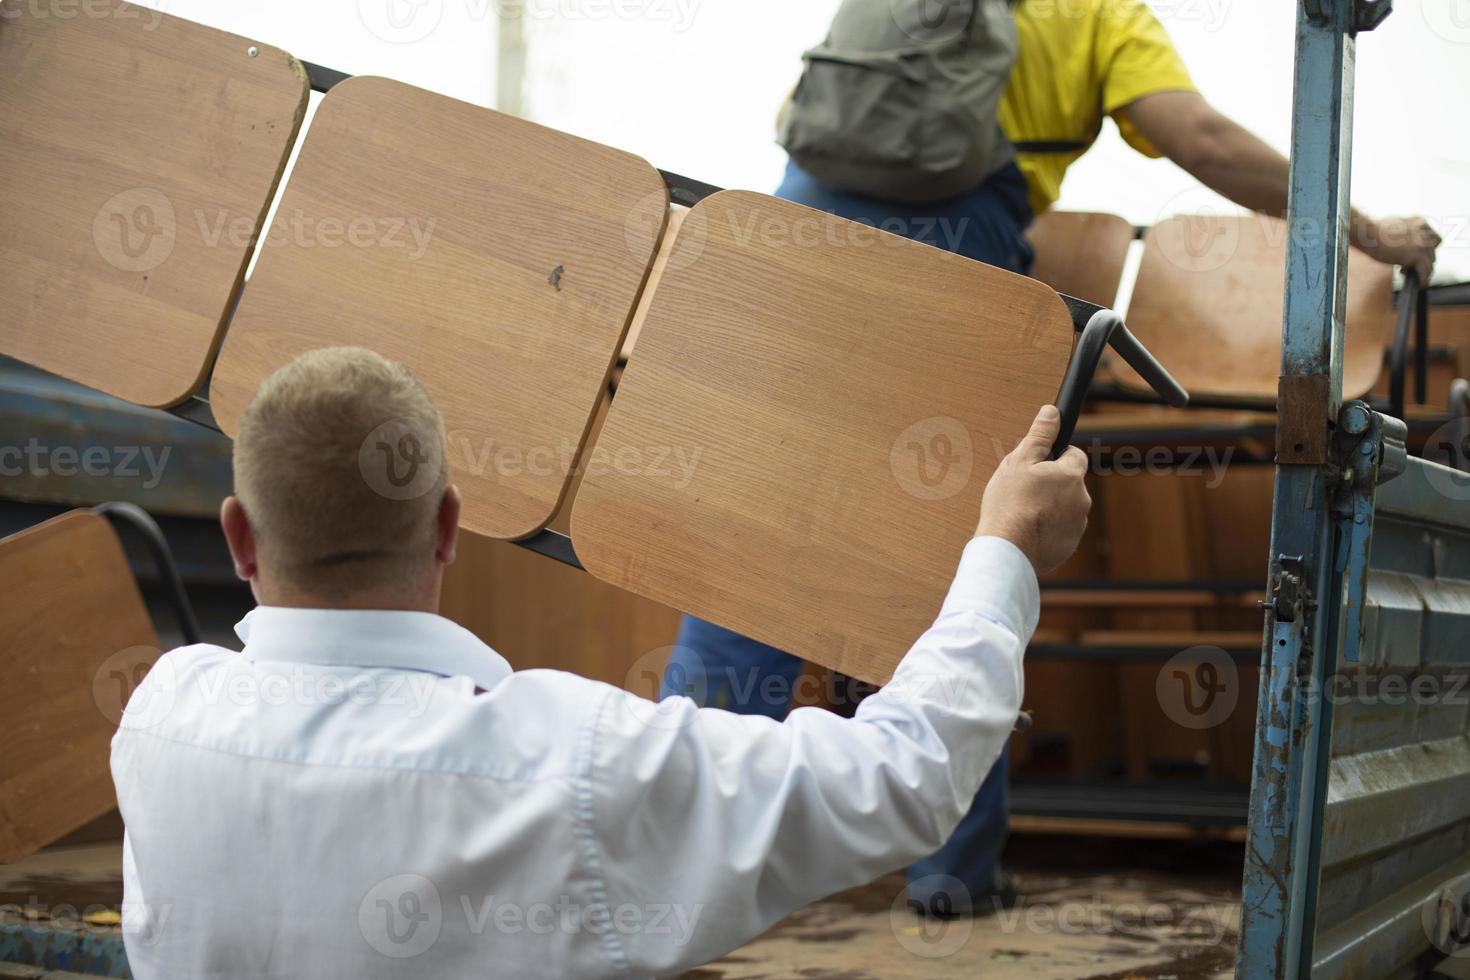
1451;378;1470;419
1388;269;1428;419
92;501;202;646
1051;309;1190;459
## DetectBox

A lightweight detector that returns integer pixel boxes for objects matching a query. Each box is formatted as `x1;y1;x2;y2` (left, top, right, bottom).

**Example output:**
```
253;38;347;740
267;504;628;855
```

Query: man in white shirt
111;346;1091;978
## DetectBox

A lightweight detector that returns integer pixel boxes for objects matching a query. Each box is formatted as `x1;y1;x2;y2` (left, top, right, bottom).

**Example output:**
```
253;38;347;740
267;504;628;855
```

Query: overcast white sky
149;0;1470;278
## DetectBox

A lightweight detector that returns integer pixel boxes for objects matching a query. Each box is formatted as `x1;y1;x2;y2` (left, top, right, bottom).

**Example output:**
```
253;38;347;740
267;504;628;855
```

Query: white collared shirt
111;537;1037;979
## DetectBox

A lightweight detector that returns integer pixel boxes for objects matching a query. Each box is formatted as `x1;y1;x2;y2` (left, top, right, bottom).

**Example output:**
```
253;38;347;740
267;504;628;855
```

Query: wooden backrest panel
572;191;1077;685
1116;214;1394;401
0;511;159;863
0;0;308;408
1027;211;1136;308
212;76;670;540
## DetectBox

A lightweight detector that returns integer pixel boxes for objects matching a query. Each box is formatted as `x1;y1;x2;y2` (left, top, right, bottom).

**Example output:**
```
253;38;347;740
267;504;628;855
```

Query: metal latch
1265;555;1307;624
1304;0;1392;32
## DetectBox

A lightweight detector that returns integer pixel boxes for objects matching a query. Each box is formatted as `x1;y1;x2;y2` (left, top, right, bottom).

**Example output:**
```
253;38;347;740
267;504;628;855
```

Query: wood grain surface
1027;210;1137;308
0;511;159;863
0;0;308;408
573;190;1076;685
1114;214;1393;401
212;76;669;540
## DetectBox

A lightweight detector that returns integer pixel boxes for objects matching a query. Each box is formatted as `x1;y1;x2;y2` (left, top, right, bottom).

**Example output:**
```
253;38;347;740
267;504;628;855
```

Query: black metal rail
92;501;203;645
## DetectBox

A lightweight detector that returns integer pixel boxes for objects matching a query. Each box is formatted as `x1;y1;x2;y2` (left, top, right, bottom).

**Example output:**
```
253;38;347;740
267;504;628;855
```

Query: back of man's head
232;347;448;599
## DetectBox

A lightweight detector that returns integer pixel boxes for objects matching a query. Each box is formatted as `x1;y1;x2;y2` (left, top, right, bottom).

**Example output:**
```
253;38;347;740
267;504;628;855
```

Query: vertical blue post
1237;0;1360;976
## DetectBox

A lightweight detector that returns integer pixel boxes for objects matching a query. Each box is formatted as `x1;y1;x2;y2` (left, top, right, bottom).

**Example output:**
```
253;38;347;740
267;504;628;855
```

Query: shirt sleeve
586;536;1039;976
1095;0;1198;157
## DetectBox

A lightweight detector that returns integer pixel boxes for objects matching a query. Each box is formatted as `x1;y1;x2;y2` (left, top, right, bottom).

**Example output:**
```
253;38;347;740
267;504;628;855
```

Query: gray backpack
778;0;1019;205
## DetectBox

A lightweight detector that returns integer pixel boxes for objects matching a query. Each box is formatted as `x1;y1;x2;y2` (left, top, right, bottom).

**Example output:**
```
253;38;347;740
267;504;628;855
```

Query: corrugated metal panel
1313;458;1470;978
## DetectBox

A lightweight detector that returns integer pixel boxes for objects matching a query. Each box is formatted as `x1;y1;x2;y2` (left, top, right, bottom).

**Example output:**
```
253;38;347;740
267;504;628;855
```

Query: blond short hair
233;347;448;597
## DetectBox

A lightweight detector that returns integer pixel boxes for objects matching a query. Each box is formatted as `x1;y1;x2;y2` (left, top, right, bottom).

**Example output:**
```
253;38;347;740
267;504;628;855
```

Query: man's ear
220;496;258;582
435;485;462;567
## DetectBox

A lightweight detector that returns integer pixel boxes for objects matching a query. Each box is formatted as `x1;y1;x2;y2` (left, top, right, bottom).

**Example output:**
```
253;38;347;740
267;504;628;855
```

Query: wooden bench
0;511;160;863
0;0;308;408
210;76;671;540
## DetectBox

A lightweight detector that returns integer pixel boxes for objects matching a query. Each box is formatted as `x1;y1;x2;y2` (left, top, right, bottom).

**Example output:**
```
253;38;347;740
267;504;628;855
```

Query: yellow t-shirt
1000;0;1198;216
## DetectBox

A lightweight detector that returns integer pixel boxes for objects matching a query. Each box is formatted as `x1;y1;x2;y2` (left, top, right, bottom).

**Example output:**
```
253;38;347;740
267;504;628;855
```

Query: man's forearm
1124;91;1434;271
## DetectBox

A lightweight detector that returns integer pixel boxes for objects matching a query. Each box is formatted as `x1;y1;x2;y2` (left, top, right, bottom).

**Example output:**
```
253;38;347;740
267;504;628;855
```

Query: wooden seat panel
1113;214;1393;402
1027;211;1137;308
212;76;670;540
0;0;308;408
573;191;1077;684
0;511;159;863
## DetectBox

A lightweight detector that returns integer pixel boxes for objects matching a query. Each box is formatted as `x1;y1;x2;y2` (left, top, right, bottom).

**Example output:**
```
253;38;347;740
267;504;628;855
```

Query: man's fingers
1061;445;1089;475
1015;404;1062;462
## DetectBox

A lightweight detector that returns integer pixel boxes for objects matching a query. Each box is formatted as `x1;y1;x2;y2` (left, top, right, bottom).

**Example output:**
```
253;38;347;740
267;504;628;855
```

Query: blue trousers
659;161;1033;906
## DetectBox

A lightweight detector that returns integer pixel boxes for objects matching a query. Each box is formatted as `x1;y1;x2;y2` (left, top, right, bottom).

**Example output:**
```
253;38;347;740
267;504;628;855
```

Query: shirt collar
235;606;513;692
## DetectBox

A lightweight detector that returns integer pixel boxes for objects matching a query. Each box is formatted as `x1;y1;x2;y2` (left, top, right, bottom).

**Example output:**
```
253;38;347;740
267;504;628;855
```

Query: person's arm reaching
1121;90;1441;280
586;406;1091;976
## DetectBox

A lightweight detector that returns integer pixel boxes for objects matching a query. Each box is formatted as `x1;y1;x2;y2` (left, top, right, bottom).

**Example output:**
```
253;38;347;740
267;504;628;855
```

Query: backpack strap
1013;139;1090;153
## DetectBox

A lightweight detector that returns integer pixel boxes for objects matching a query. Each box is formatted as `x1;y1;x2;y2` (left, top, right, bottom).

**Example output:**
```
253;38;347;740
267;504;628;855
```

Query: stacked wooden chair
5;0;1202;840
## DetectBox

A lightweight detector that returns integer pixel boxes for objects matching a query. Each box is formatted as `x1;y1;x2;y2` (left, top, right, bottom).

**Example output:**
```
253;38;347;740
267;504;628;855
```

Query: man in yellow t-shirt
1004;0;1437;276
666;0;1440;921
